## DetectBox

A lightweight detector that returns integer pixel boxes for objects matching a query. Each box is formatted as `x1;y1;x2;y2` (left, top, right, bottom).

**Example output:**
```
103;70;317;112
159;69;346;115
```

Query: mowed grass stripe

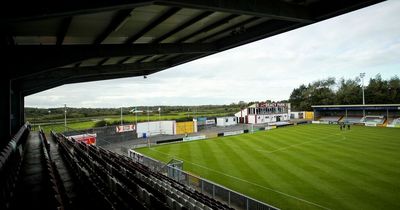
289;129;400;183
150;137;330;209
279;143;394;210
136;124;400;210
287;128;400;173
306;135;400;177
229;135;333;210
253;130;358;209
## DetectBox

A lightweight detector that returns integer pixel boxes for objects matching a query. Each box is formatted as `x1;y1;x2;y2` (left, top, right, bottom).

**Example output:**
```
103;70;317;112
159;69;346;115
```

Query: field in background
36;112;233;133
38;121;97;133
136;124;400;210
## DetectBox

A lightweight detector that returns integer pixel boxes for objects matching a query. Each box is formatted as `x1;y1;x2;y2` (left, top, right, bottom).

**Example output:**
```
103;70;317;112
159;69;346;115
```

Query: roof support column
0;80;11;147
10;82;25;134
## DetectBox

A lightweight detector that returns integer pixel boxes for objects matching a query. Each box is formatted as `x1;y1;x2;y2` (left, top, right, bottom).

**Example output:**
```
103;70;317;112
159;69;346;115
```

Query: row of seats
52;132;234;210
360;116;385;124
390;118;400;125
0;123;30;209
53;131;117;209
53;132;160;210
320;116;388;124
98;144;234;210
319;116;341;122
39;129;69;210
341;116;363;123
102;147;232;210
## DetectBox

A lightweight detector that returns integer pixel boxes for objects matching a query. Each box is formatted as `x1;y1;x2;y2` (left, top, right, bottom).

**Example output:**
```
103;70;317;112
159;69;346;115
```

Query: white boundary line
148;148;331;210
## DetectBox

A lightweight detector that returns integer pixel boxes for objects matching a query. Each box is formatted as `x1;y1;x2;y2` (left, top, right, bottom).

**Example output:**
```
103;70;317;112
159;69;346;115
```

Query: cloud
25;1;400;108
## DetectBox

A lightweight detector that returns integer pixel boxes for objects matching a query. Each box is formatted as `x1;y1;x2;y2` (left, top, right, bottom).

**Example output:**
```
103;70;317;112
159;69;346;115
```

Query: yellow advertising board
305;111;314;120
176;121;194;134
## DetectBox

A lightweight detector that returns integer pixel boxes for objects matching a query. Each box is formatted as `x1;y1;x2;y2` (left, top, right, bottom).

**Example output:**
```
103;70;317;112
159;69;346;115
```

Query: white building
235;102;290;124
216;116;238;126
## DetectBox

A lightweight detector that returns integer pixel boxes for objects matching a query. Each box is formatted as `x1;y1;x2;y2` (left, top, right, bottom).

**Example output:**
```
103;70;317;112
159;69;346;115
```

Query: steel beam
1;0;314;23
56;17;72;45
20;61;170;95
165;19;303;68
1;0;153;23
154;0;314;23
175;14;239;43
8;43;217;79
94;9;133;44
22;68;164;96
215;19;303;51
125;7;181;44
152;11;214;43
195;17;260;43
310;0;385;21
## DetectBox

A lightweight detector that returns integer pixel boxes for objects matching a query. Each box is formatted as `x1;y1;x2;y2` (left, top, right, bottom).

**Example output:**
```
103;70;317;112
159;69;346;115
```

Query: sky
26;1;400;108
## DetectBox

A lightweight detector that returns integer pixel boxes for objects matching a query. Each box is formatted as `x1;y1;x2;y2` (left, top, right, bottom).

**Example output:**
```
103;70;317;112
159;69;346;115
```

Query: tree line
289;74;400;111
25;104;244;122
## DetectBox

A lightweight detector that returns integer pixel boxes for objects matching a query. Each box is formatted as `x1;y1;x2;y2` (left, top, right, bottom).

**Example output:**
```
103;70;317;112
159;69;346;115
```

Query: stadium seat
49;132;241;210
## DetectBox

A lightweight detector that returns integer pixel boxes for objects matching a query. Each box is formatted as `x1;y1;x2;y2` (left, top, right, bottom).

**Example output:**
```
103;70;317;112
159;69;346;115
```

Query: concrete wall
136;120;175;138
64;126;137;146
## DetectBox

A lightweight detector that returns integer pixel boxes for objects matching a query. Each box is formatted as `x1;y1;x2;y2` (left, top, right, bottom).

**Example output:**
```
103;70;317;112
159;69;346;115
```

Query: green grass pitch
135;124;400;210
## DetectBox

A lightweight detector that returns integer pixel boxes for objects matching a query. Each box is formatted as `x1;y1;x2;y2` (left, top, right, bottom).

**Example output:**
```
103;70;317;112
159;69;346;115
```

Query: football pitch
135;124;400;210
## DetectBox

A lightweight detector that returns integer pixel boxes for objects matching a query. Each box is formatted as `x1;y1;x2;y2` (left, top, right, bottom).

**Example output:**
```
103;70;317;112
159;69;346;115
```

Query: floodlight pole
64;104;67;131
120;107;123;126
48;109;52;129
360;73;366;117
147;106;150;147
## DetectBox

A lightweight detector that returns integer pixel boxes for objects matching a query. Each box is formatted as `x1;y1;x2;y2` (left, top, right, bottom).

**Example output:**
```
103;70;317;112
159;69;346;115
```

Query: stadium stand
51;131;236;210
360;116;385;124
2;122;242;210
340;116;363;124
318;116;342;122
0;123;30;209
389;118;400;125
38;129;69;209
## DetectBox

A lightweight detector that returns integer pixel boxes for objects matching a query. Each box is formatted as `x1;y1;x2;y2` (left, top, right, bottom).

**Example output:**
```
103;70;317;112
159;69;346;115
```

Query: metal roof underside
1;0;385;96
312;104;400;108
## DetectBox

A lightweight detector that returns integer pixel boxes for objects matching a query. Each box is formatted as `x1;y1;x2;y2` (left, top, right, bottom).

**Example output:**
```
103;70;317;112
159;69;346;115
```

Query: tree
336;77;362;105
289;74;399;111
289;84;308;111
365;74;388;104
289;78;336;111
387;76;400;103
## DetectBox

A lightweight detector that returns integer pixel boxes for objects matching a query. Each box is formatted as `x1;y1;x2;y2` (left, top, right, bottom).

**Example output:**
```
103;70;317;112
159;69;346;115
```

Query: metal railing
128;149;279;210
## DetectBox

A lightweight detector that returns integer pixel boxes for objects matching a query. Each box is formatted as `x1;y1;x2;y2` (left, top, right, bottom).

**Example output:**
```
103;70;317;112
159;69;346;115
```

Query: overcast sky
26;1;400;108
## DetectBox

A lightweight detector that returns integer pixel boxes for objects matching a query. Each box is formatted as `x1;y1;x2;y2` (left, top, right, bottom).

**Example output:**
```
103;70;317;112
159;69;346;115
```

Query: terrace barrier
128;149;279;210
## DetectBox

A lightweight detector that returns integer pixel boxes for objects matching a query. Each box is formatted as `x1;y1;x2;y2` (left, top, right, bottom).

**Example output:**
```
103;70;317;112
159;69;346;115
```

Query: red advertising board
67;134;97;145
116;124;135;133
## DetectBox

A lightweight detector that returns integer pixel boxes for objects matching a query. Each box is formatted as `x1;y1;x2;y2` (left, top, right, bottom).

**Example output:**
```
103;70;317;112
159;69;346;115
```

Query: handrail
0;122;30;208
1;122;30;164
